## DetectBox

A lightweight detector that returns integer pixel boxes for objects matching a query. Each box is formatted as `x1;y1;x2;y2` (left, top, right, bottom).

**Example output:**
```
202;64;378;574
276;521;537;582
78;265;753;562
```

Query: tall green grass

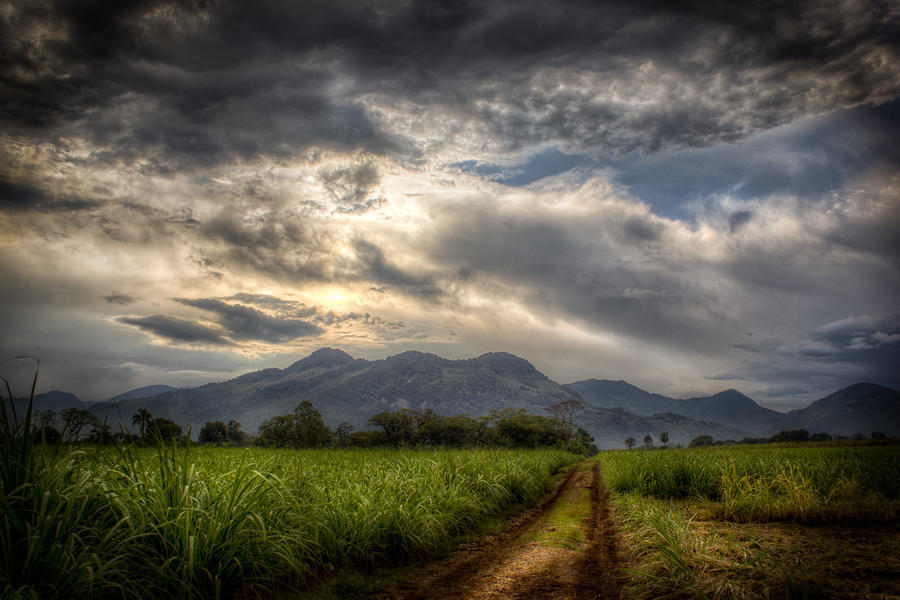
597;445;899;523
2;440;577;599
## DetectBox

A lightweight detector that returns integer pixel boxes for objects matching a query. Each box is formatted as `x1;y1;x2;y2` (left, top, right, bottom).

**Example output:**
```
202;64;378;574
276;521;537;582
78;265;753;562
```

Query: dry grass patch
613;493;900;599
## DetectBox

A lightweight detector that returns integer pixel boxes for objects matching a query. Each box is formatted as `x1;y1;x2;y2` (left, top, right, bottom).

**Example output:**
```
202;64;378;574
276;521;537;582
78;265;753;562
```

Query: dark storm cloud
805;314;900;366
103;292;139;305
318;162;384;213
175;298;322;343
716;314;900;405
611;99;900;217
198;209;336;282
116;294;404;347
116;315;233;346
3;0;897;167
0;179;100;212
426;203;731;351
727;211;753;233
352;239;441;297
225;293;317;318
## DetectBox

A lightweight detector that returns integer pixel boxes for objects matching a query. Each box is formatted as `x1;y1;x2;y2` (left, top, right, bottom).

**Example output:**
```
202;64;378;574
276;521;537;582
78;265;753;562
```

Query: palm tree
624;436;636;450
132;408;152;438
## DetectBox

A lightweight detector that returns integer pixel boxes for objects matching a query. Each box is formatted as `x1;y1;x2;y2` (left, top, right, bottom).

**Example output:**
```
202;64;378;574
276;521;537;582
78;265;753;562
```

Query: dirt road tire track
384;461;622;600
575;462;623;599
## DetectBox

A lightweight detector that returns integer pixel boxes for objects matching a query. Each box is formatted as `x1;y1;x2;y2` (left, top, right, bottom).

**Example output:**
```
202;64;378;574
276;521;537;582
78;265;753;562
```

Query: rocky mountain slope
784;383;900;436
18;349;898;447
568;380;785;435
87;348;753;447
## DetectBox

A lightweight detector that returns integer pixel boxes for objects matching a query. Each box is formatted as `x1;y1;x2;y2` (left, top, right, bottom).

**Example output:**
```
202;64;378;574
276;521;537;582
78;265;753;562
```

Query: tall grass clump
105;442;287;599
614;492;825;600
1;358;137;599
597;449;719;499
597;445;899;523
617;493;717;599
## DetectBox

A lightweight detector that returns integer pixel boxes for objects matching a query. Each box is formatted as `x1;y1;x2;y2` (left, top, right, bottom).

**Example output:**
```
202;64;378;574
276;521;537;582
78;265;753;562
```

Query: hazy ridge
20;348;900;449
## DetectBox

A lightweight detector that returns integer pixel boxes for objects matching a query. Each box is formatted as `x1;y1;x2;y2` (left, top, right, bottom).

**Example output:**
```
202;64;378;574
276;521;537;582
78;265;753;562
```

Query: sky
1;0;898;410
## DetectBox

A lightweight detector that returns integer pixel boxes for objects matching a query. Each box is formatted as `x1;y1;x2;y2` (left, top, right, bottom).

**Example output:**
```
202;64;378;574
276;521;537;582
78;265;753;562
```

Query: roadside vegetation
597;444;900;598
256;400;597;455
1;440;577;599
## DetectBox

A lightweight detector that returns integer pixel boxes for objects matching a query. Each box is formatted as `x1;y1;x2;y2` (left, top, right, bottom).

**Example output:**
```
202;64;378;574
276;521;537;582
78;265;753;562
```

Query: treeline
688;429;894;447
23;407;189;446
255;401;598;455
20;407;246;447
20;401;597;455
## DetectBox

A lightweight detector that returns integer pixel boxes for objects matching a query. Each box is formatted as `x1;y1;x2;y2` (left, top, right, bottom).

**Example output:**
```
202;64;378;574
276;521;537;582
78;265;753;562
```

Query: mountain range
16;348;900;449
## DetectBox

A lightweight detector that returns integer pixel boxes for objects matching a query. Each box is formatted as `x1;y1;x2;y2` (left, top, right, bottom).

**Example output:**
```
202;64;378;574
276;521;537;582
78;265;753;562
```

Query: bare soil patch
384;461;623;600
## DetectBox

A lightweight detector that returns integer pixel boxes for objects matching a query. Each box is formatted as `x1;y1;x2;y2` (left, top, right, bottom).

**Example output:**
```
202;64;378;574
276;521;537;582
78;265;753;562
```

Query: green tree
659;431;669;446
496;413;560;448
689;434;714;447
256;414;296;447
227;420;247;445
199;421;228;444
624;436;636;449
147;417;182;443
642;434;653;449
60;408;98;442
546;399;581;442
132;408;152;438
369;410;417;446
335;422;354;447
564;426;597;456
294;401;332;447
416;415;480;446
770;429;809;443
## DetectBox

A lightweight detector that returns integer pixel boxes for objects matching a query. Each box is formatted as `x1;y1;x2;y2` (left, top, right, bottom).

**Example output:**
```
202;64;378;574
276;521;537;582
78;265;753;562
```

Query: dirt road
385;461;622;600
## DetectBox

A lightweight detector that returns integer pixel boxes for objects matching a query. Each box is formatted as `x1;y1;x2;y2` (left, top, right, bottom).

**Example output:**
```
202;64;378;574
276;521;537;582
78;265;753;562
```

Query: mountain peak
105;384;177;404
470;352;544;378
786;382;899;435
797;382;899;410
708;389;754;403
840;382;895;395
286;348;354;372
387;350;438;361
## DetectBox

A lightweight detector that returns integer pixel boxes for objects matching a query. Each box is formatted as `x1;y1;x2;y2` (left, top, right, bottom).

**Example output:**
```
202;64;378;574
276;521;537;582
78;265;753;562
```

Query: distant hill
566;380;676;415
785;383;900;437
86;348;749;448
567;380;784;435
670;390;785;436
13;390;87;416
574;405;752;449
95;348;581;434
105;385;178;404
32;349;898;447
